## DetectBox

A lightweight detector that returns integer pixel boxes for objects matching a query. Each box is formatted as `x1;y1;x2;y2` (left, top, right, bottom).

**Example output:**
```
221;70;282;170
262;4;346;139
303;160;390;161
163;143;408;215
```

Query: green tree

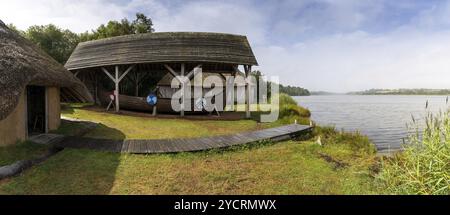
6;23;25;36
24;24;79;64
13;13;155;63
133;13;155;33
80;13;154;42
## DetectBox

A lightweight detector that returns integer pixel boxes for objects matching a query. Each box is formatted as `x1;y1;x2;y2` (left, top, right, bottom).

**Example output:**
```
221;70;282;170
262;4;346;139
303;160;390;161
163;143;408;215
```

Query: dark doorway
27;86;46;135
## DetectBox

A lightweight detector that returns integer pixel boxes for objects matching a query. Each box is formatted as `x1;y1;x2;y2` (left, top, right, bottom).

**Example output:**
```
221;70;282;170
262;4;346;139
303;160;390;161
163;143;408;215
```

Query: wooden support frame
101;65;135;112
163;64;202;117
185;64;202;80
74;71;80;77
218;73;227;80
164;64;182;82
164;64;202;83
180;63;185;117
127;70;153;97
244;65;252;118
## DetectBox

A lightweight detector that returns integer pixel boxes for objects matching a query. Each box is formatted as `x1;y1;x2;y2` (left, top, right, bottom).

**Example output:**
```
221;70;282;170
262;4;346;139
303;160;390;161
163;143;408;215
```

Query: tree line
279;84;310;96
349;88;450;95
251;70;310;98
7;13;154;64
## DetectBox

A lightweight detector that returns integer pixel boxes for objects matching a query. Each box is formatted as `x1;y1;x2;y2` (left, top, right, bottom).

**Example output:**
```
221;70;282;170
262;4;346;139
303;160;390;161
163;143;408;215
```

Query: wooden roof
0;20;84;120
65;32;258;70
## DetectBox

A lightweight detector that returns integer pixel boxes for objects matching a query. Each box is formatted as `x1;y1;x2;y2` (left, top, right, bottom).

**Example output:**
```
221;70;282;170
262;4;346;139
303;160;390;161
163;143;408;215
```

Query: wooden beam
118;65;135;82
185;64;202;80
115;66;120;112
164;64;183;83
164;64;178;77
102;67;115;82
234;65;247;77
233;65;240;75
180;63;185;117
218;73;227;80
152;106;157;116
244;65;251;118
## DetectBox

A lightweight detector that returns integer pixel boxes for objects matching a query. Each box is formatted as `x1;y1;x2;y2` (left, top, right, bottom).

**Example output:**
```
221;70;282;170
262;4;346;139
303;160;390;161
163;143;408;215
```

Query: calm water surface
294;95;449;152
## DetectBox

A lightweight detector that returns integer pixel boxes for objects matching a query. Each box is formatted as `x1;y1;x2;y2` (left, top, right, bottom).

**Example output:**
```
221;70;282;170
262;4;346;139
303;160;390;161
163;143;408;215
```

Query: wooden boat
99;90;152;112
98;90;191;113
98;87;227;114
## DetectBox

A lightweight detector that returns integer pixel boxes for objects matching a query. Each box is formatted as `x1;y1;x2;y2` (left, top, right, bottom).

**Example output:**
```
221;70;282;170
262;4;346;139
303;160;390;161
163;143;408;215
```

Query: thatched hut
65;32;258;116
0;20;87;145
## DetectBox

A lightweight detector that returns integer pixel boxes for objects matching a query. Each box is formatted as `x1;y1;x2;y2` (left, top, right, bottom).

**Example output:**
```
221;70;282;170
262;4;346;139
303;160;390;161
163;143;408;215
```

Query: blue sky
2;0;450;92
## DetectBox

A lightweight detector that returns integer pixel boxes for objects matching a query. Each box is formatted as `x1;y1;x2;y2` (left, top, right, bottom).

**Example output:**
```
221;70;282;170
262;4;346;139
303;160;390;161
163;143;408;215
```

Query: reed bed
379;106;450;194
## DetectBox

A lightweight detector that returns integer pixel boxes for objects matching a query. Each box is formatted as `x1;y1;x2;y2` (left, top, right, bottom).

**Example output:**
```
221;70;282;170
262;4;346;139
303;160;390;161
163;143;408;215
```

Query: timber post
181;63;185;117
102;65;135;112
244;65;252;118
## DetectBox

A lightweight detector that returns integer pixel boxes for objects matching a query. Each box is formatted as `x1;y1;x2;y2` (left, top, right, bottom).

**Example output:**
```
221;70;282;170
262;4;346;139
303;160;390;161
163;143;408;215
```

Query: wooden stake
115;66;119;112
244;65;251;118
181;63;185;117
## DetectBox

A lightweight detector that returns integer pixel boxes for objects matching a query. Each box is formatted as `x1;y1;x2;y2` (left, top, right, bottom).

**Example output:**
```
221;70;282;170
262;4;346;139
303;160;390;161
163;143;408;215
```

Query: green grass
52;120;92;136
0;133;378;194
0;101;379;194
59;102;310;140
378;111;450;195
61;107;260;140
0;141;50;166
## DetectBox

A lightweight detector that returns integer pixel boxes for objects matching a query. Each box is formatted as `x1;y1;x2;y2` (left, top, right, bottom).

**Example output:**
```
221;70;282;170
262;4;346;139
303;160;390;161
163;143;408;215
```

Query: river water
294;95;449;152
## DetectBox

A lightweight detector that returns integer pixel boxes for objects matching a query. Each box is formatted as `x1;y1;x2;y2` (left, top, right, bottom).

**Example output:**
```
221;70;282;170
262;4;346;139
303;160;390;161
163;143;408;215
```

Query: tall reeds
379;102;450;194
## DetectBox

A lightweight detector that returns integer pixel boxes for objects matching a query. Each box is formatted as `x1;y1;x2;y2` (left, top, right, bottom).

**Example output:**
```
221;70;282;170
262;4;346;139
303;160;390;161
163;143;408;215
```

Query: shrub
280;104;311;118
378;111;450;194
313;126;376;154
275;93;311;119
277;93;298;106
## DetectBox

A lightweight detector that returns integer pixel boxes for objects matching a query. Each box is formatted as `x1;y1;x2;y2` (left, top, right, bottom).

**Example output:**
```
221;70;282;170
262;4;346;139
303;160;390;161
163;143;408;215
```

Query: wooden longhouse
65;32;258;117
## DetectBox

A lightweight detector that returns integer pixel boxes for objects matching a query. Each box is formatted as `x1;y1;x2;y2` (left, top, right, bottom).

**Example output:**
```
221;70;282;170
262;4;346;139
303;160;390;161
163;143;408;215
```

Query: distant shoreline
303;89;450;96
347;89;450;96
295;94;449;96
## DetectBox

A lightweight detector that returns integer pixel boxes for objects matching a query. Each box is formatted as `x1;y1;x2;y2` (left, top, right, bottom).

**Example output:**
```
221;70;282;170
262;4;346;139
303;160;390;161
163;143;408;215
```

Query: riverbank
0;99;381;194
0;126;379;194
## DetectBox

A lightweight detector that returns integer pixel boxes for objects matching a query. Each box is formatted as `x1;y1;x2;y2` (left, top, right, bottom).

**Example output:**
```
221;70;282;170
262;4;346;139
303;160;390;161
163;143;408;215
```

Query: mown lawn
0;103;379;194
0;139;379;194
61;106;261;140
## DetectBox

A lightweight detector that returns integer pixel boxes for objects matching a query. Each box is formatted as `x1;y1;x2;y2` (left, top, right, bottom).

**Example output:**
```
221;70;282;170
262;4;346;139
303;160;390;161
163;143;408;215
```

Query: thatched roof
65;32;258;70
0;20;84;120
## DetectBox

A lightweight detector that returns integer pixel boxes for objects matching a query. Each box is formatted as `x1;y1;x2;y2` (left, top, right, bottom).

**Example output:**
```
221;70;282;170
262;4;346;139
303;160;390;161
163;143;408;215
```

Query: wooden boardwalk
56;124;312;154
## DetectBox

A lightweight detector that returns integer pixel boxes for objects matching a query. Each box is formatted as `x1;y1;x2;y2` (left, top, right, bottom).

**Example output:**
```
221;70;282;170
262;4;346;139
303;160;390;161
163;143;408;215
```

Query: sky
1;0;450;92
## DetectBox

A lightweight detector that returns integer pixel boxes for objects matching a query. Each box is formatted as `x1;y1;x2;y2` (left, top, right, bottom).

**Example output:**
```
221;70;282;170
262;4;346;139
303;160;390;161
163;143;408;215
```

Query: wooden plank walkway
56;124;312;154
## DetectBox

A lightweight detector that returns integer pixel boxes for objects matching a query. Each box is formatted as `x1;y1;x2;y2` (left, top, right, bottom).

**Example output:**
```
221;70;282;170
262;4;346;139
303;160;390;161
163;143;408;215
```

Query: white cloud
130;0;267;44
256;28;450;92
2;0;450;92
0;0;126;32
